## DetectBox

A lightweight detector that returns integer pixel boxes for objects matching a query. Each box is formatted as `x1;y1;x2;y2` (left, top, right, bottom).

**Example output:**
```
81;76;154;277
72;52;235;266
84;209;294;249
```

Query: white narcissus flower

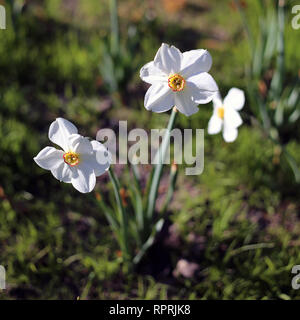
140;43;218;116
208;88;245;142
34;118;111;193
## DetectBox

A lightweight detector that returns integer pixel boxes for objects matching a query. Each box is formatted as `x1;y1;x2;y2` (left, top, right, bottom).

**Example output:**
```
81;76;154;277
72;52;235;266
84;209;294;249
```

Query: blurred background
0;0;299;299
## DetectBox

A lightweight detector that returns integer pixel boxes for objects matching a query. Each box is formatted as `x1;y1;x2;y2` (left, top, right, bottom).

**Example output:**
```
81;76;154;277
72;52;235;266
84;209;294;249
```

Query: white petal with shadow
140;61;167;84
153;43;182;75
34;146;64;170
71;163;96;193
51;161;73;183
187;80;217;105
181;49;212;78
144;83;174;113
49;118;78;151
68;134;93;155
174;89;199;116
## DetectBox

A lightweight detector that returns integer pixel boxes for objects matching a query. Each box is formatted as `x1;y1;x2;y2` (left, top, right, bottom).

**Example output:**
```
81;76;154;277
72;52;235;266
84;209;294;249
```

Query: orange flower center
63;152;80;166
168;74;185;92
217;106;225;119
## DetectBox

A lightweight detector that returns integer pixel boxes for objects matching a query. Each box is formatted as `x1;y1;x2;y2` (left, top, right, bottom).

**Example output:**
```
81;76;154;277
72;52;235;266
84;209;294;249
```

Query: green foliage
235;0;300;181
172;127;300;299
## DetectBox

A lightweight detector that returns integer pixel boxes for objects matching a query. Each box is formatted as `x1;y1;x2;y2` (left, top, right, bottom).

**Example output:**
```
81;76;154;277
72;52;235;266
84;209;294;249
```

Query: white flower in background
208;88;245;142
34;118;111;193
140;43;218;116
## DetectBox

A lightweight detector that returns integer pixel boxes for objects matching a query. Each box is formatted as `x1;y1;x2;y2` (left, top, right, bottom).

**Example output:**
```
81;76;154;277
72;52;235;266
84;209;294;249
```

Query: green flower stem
94;194;119;235
161;164;178;215
146;107;178;222
108;167;130;263
109;0;119;56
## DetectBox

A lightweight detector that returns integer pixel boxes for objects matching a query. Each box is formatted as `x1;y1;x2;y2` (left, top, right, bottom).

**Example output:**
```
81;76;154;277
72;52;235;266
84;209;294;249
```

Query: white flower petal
174;89;199;116
140;61;167;84
186;73;218;104
224;107;243;128
208;114;223;135
91;140;111;176
180;49;212;78
144;83;174;113
68;134;93;155
224;88;245;110
71;163;96;193
187;83;217;105
51;161;73;183
223;124;238;143
91;140;112;163
34;146;64;170
212;91;223;109
81;153;109;178
48;118;78;151
153;43;182;75
187;72;218;93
